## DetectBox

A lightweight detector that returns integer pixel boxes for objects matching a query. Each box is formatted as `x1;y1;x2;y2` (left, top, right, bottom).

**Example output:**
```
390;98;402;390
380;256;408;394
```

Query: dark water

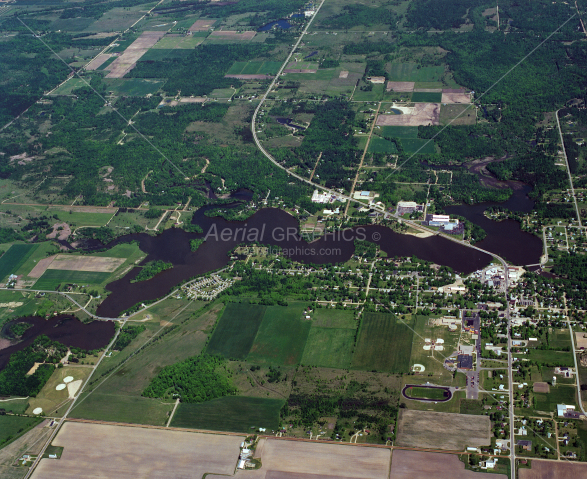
304;51;318;59
276;117;305;130
259;19;293;31
0;315;114;370
445;184;542;265
95;208;491;318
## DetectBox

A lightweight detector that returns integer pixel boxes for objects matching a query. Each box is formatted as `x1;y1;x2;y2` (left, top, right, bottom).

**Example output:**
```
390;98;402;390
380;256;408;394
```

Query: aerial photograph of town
0;0;587;477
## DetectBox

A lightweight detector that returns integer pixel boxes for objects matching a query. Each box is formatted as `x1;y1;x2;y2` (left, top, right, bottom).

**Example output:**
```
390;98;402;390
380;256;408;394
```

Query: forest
320;4;397;29
132;260;173;283
143;354;236;402
112;325;146;351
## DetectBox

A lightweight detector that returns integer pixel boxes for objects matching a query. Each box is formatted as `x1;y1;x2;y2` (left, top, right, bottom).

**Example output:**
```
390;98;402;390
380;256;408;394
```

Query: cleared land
533;382;550;393
352;313;414;373
106;31;165;78
387;81;415;92
519;460;587;479
390;450;507;479
575;331;587;349
209;30;256;40
171;396;283;432
47;255;125;272
396;410;491;450
206;303;266;359
31;422;243;479
376;103;440;127
189;19;218;31
85;53;114;71
245;437;390;479
442;92;471;103
248;304;311;366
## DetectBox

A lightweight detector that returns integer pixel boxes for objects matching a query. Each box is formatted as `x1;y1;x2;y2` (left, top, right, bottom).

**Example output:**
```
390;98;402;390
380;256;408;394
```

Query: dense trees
321;5;397;30
113;325;146;351
132;260;173;283
143;354;236;402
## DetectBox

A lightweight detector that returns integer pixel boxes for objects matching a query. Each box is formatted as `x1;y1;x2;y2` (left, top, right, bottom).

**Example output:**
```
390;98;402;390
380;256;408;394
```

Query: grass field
534;385;577;413
379;125;419;139
226;61;281;76
405;386;449;400
311;308;357;329
527;349;574;367
49;77;89;95
0;397;29;414
401;138;436;155
0;244;38;282
0;416;41;448
389;63;445;82
141;48;193;61
171;396;283;432
301;327;355;369
368;136;398;154
411;92;442;102
352;313;414;373
34;270;112;289
103;78;166;96
248;303;311;366
206;303;266;359
151;35;203;49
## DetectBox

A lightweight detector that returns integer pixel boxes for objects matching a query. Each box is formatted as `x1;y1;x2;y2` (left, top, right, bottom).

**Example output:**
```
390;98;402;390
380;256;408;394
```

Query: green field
103;78;167;96
206;303;266;359
0;244;38;282
171;396;283;432
0;415;41;448
301;327;355;368
527;349;574;367
226;61;281;76
405;386;449;400
534;385;577;413
352;313;414;373
150;35;203;49
379;125;419;139
247;303;311;366
389;63;445;82
0;397;29;414
311;308;357;329
140;49;193;61
49;77;89;95
400;138;436;155
34;269;112;289
368;136;398;154
411;91;442;102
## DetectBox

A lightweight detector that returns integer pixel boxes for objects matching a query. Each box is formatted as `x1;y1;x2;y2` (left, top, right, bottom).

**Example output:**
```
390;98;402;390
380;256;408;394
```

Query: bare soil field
533;382;550;393
45;222;71;241
339;71;349;78
242;438;390;479
396;410;491;450
106;31;165;78
519;460;587;479
209;30;256;40
225;74;273;80
31;422;244;479
377;103;440;127
575;331;587;349
28;255;57;278
387;81;415;92
441;92;471;103
390;450;506;479
85;53;114;71
48;255;125;272
189;18;217;31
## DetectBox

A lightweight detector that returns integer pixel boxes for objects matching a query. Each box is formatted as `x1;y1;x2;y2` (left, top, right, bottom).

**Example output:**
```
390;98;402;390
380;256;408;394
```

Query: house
517;440;532;451
481;458;497;469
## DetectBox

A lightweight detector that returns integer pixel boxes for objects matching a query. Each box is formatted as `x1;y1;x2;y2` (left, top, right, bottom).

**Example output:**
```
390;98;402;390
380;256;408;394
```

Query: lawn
389;63;445;82
527;349;574;367
102;78;166;96
206;303;266;360
411;91;442;103
171;396;283;432
368;136;398;154
0;415;42;448
247;303;311;366
401;138;436;155
301;327;355;369
534;385;577;413
379;125;418;139
0;244;38;282
352;312;414;373
311;308;357;329
34;270;112;289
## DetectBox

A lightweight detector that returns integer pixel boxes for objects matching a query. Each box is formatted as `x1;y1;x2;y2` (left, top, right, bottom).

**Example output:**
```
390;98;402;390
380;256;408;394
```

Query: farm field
301;326;355;368
311;308;357;329
246;437;391;479
401;138;436;154
31;422;244;479
0;244;38;282
534;384;577;412
151;35;203;49
49;77;89;96
352;313;414;373
34;270;112;290
226;61;282;76
411;91;442;103
439;103;477;125
171;396;283;432
0;415;41;449
390;450;507;479
389;63;446;82
379;125;419;139
103;78;166;96
368;136;398;154
396;410;491;450
247;303;311;366
519;460;587;479
527;348;574;366
206;303;266;359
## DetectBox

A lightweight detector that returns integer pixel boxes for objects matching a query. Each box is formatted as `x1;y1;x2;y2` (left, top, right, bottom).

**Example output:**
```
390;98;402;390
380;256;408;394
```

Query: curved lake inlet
96;208;491;318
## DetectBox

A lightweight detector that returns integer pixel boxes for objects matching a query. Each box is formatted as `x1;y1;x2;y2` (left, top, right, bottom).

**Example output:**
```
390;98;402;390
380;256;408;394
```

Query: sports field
352;313;414;373
0;244;38;281
248;303;311;366
405;386;449;400
206;303;266;359
301;326;355;368
34;270;112;289
171;396;283;432
226;61;281;76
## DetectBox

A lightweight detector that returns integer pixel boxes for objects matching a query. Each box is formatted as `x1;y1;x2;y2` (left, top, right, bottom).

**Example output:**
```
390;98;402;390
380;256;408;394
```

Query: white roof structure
436;338;445;344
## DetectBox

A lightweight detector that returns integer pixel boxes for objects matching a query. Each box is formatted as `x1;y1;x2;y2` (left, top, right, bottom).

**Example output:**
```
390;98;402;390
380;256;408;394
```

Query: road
568;321;587;415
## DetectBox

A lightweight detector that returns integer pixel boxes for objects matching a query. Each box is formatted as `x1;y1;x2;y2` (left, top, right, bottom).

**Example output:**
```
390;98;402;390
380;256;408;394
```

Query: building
367;76;386;84
557;404;576;418
457;354;473;370
517;440;532;451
